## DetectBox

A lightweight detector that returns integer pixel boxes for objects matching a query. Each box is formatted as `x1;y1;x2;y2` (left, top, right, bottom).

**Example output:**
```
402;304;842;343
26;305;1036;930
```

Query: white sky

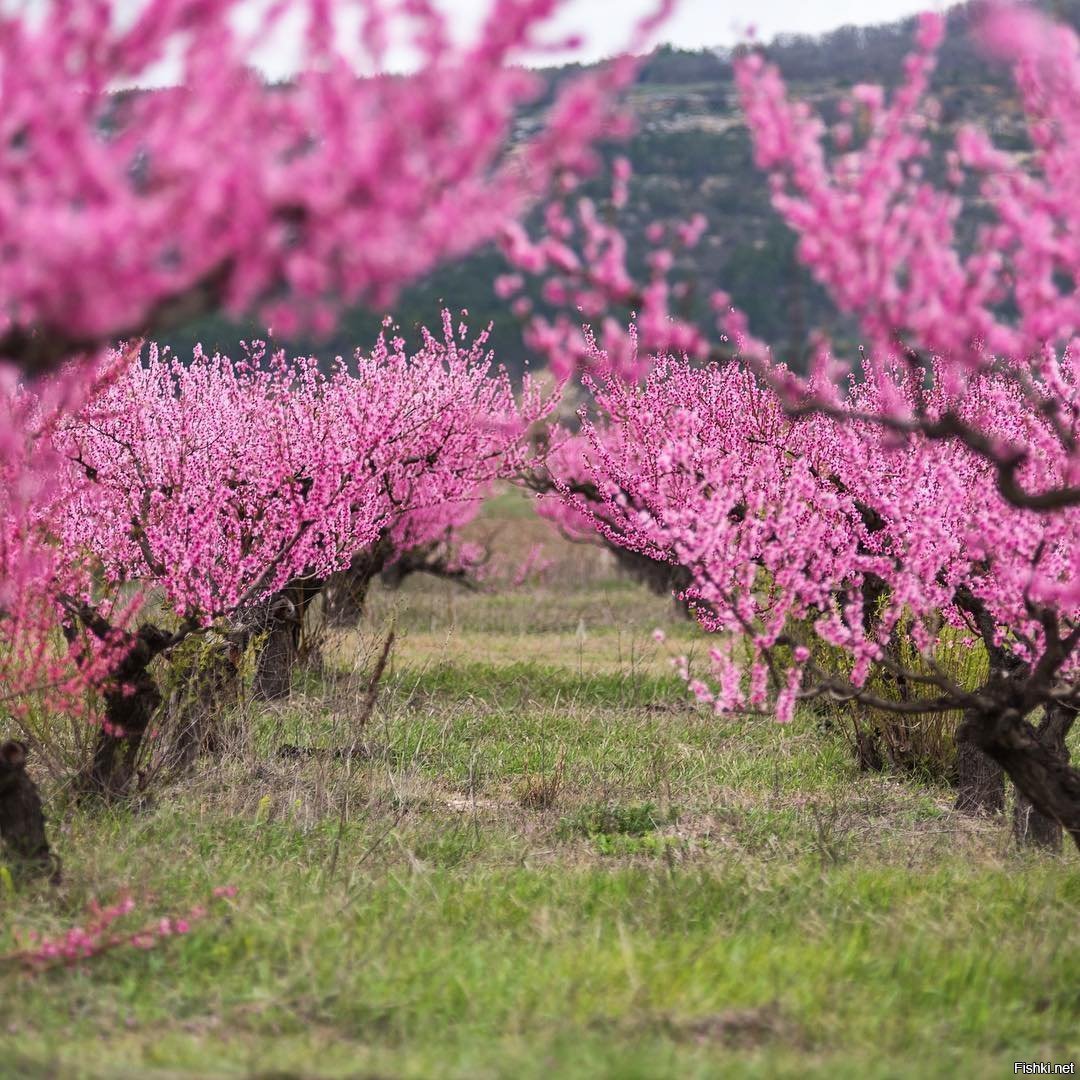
239;0;944;80
501;0;942;63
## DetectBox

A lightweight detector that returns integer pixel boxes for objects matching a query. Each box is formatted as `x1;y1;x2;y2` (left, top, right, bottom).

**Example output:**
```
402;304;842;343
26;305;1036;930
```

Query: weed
558;801;677;840
516;748;566;810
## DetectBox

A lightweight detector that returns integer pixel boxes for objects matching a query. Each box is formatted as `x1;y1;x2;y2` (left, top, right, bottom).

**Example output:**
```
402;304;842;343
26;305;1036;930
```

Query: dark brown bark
853;723;885;772
324;562;378;628
249;544;389;698
324;538;394;627
248;577;327;701
954;717;1006;815
84;658;163;797
380;539;485;593
69;621;173;799
1011;703;1076;852
251;593;301;702
0;741;60;882
59;597;178;797
963;706;1080;852
252;534;479;698
948;588;1016;817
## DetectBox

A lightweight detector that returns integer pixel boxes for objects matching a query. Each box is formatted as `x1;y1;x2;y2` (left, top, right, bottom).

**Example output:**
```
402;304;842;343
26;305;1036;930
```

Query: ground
1;492;1078;1078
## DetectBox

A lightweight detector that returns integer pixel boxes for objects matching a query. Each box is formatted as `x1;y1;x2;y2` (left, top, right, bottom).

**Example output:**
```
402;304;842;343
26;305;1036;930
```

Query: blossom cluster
58;313;543;618
4;886;238;973
0;0;642;376
525;7;1080;744
497;167;710;382
568;354;1079;720
3;313;546;712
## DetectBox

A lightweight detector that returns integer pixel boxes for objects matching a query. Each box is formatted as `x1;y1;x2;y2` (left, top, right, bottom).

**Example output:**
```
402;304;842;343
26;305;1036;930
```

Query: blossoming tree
0;0;663;865
726;4;1080;849
528;5;1080;850
47;314;545;792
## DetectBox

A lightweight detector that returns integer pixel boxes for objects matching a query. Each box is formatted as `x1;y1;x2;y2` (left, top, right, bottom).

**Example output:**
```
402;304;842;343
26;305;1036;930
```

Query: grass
2;493;1078;1078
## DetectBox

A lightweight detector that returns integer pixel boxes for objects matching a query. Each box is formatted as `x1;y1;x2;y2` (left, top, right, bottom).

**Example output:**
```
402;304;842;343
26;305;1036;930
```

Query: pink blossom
541;5;1080;741
5;887;235;972
0;0;670;713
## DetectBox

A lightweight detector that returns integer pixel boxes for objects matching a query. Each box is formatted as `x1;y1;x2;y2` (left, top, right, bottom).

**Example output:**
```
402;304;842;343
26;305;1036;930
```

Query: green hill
166;1;1066;374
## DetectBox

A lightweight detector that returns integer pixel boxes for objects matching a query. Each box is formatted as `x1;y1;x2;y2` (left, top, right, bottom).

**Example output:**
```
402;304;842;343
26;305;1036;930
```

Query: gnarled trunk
852;721;884;772
60;601;177;799
249;578;325;702
251;594;299;702
1011;703;1076;853
70;621;173;799
82;662;163;798
964;707;1080;853
324;563;377;628
165;639;244;771
324;539;394;628
954;719;1005;815
0;741;59;881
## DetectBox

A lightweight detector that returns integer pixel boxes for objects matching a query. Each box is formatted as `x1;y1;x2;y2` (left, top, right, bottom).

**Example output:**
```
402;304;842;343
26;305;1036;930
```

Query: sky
238;0;944;80
450;0;942;64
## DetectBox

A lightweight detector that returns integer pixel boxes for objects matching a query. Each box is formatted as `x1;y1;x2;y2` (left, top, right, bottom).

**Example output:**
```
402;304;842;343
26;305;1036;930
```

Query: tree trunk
853;721;884;772
247;576;324;700
964;707;1080;853
948;588;1079;849
378;544;433;592
251;593;300;701
74;622;173;799
165;639;243;771
954;716;1005;815
82;665;163;798
324;566;376;627
0;741;60;882
1012;703;1076;853
325;540;392;627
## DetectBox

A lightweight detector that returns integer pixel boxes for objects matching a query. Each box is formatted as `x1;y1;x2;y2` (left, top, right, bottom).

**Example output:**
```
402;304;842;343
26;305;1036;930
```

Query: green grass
2;519;1078;1078
3;773;1076;1078
389;658;689;708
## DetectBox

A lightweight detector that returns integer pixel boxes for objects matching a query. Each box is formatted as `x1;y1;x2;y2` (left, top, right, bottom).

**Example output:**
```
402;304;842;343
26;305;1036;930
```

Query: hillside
168;1;1066;374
